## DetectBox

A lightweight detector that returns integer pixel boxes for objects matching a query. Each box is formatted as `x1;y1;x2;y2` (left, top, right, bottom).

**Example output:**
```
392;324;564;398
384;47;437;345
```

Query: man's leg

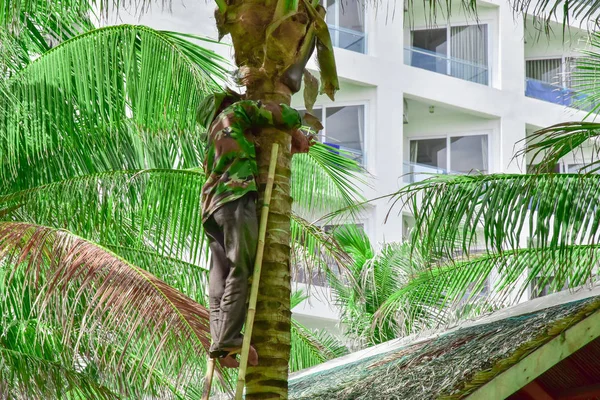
203;217;230;357
210;194;258;352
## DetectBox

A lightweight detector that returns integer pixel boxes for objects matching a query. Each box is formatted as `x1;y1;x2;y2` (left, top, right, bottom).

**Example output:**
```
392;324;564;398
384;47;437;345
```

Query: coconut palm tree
5;0;600;397
0;3;360;398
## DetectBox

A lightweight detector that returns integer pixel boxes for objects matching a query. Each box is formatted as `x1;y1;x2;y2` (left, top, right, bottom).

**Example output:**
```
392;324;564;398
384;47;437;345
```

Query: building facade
112;0;596;334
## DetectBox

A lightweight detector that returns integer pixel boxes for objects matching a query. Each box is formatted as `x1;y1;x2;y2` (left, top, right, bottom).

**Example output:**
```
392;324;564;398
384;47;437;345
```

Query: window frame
304;102;369;167
321;0;368;54
408;131;492;174
525;55;579;89
409;22;492;85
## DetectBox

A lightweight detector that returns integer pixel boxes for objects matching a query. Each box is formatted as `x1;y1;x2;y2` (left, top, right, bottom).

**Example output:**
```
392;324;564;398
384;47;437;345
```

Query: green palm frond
373;244;600;337
0;342;118;399
511;0;600;28
290;322;349;372
290;213;352;284
519;121;600;175
518;33;600;174
0;222;219;395
1;0;158;26
292;142;366;213
290;290;348;372
0;169;208;264
326;226;410;346
0;25;227;189
108;245;209;306
392;173;600;261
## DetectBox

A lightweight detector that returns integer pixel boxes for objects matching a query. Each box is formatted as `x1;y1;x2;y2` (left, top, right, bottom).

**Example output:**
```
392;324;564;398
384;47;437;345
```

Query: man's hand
291;129;315;154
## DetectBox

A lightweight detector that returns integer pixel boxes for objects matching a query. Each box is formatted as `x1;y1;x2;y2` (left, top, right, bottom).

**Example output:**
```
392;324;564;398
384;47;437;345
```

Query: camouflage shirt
201;100;302;222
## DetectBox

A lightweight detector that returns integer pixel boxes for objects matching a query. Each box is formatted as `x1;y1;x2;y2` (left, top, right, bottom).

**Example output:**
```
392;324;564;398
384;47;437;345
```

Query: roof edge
291;282;600;381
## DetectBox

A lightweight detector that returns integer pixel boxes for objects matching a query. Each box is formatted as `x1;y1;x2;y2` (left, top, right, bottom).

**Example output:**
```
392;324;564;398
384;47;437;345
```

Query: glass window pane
450;135;488;173
324;0;365;31
325;105;365;164
450;25;488;84
325;0;336;25
411;29;447;74
410;138;447;170
338;0;365;32
412;28;447;54
526;59;562;84
567;163;596;174
326;0;366;53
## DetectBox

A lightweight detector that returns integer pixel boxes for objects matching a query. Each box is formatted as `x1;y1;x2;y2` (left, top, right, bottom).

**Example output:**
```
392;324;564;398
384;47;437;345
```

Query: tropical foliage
0;4;360;398
358;32;600;341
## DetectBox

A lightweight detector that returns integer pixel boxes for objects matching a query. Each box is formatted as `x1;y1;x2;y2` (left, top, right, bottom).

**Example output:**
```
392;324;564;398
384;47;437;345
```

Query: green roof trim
467;307;600;399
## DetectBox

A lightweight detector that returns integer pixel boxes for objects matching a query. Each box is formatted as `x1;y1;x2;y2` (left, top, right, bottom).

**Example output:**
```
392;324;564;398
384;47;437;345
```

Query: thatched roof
289;285;600;399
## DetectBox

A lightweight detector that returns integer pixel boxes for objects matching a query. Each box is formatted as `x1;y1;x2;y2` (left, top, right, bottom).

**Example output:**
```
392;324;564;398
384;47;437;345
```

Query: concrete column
499;117;527;173
370;81;405;245
498;1;525;94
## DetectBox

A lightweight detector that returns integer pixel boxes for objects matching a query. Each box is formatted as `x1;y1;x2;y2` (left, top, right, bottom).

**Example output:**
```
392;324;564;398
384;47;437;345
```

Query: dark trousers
203;194;258;357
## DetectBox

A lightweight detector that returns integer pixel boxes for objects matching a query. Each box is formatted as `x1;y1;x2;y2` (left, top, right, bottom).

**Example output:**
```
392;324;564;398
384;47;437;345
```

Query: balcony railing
403;162;458;183
328;25;366;54
404;47;489;85
525;77;594;111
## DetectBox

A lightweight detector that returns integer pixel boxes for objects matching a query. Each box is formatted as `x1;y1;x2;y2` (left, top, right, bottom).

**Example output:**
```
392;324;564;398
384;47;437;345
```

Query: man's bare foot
248;345;258;366
217;355;239;369
223;345;259;366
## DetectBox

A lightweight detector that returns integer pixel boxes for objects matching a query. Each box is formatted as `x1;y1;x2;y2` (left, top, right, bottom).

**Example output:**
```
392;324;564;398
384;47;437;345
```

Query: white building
113;1;596;334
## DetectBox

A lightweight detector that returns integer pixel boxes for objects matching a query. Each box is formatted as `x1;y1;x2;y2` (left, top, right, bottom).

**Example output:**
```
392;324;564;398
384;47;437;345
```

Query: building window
406;134;489;182
302;105;366;165
525;57;592;109
321;0;366;54
406;24;489;85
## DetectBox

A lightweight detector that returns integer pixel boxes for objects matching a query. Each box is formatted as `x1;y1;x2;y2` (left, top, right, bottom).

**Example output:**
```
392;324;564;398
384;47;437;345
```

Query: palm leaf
0;0;95;75
373;244;600;337
0;222;218;394
0;25;227;189
107;244;209;306
327;227;409;346
292;142;366;213
0;342;119;399
290;213;353;284
517;33;600;174
0;169;209;265
392;173;600;261
290;290;348;372
511;0;600;29
519;121;600;174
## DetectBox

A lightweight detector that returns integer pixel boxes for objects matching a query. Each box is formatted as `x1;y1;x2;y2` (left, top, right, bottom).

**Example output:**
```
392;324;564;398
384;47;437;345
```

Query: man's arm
290;129;315;155
236;100;319;154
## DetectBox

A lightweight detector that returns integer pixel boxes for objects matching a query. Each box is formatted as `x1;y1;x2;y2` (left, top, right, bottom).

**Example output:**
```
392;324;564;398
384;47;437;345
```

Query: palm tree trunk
249;125;294;399
217;2;311;398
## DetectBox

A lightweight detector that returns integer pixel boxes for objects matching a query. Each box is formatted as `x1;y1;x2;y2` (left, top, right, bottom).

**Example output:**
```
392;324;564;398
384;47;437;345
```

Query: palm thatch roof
289;284;600;399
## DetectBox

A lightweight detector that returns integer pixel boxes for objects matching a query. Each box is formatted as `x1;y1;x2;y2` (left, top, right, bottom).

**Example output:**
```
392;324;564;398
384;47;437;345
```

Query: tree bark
217;2;312;398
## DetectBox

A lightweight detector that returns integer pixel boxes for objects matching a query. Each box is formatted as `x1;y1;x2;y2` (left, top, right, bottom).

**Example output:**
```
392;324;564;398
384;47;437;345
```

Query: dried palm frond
0;222;220;396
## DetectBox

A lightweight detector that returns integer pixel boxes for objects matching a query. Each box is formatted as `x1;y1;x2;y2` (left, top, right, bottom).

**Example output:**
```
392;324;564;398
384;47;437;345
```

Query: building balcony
328;25;366;54
403;161;463;183
525;78;594;111
404;47;489;85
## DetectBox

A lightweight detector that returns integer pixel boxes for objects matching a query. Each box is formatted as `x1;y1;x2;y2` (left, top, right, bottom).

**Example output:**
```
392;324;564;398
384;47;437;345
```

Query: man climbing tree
198;89;318;368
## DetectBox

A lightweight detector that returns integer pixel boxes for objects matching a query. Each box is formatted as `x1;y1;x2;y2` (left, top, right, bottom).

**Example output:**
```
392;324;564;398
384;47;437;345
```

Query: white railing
403;161;462;183
404;46;489;85
328;25;366;54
